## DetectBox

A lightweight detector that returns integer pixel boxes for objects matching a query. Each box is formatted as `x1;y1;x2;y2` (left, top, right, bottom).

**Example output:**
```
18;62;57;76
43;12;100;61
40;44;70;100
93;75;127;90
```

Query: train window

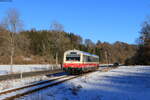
83;55;99;62
83;55;88;62
70;52;77;54
88;56;92;62
83;55;92;62
66;57;80;61
66;53;80;61
94;57;99;62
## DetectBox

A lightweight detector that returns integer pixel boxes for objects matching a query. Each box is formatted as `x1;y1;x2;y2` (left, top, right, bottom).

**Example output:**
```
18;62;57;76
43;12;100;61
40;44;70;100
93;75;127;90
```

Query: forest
0;8;149;65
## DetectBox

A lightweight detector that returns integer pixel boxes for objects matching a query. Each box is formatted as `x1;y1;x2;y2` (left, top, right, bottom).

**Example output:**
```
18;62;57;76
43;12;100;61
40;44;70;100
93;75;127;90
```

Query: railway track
0;66;117;100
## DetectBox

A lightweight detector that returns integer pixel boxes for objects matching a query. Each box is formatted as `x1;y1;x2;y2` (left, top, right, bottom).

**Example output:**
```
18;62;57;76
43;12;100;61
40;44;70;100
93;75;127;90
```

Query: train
63;49;99;74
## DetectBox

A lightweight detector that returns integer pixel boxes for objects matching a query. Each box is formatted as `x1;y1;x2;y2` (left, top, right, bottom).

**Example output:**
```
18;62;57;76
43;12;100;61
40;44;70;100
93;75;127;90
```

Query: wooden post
56;52;58;65
20;70;23;81
105;51;109;67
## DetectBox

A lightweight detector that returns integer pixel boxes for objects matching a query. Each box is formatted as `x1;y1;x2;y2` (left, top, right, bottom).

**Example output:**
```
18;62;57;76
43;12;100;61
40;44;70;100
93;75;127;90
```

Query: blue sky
0;0;150;44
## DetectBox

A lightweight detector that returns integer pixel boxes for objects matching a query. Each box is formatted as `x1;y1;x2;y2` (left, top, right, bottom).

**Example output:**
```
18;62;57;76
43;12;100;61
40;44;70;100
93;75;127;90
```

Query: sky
0;0;150;44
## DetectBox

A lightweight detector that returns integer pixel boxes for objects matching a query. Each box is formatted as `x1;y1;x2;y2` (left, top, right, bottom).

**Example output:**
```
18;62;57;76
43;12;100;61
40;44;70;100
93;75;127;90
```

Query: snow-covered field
17;66;150;100
0;64;61;75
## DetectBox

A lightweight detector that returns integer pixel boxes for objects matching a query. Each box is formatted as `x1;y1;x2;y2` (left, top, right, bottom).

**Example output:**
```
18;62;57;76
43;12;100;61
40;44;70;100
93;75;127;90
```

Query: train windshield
66;53;80;61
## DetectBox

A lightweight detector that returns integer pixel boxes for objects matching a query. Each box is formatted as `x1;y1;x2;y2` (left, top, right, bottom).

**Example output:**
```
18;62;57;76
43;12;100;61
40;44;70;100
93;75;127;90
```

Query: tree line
1;8;149;65
0;27;137;64
125;21;150;65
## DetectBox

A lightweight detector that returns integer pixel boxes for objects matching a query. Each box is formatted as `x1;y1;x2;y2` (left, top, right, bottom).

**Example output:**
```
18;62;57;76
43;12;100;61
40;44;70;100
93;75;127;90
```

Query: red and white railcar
63;50;99;73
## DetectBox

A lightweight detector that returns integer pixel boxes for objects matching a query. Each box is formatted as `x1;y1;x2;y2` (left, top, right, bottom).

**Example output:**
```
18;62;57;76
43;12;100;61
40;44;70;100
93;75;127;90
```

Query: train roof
65;49;99;58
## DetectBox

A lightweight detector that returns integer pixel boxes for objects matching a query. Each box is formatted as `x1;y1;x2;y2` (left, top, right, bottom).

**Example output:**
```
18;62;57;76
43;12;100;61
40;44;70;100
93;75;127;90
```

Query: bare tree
50;21;64;32
1;8;22;73
84;39;94;48
50;21;65;64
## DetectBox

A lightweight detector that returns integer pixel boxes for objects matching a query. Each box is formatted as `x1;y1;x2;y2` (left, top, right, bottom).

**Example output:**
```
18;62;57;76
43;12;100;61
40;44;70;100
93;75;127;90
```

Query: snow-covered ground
0;75;49;92
0;64;61;75
0;71;68;93
17;66;150;100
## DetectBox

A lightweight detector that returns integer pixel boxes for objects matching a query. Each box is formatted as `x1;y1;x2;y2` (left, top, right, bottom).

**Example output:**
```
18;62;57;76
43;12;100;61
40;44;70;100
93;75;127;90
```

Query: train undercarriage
63;66;99;74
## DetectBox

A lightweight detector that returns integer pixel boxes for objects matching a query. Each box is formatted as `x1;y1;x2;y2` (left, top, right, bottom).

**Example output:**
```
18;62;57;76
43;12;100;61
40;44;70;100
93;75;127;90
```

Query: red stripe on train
63;63;99;68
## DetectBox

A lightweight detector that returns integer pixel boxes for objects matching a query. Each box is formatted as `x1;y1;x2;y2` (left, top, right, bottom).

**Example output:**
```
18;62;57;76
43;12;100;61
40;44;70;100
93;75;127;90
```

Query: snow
0;75;71;100
0;75;49;92
16;66;150;100
0;64;61;75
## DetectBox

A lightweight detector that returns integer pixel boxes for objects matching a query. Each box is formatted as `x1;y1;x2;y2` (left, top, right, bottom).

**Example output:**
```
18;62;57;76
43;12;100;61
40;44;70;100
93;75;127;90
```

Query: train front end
63;50;82;73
